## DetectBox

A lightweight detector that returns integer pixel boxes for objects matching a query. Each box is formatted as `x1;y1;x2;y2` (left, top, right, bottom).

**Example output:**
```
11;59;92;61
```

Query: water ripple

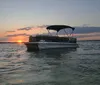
0;41;100;85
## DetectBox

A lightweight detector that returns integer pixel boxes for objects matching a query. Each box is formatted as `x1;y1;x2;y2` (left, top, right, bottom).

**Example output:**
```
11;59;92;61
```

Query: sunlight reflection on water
0;41;100;85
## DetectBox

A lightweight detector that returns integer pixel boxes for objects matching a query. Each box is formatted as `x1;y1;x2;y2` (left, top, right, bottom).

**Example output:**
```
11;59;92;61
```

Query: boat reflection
28;48;77;58
27;48;78;85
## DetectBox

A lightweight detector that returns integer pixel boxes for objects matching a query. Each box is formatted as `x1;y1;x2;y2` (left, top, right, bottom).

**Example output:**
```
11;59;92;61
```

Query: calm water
0;41;100;85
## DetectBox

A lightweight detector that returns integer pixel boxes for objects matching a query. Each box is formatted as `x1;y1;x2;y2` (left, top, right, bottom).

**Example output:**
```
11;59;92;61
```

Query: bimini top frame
46;25;75;36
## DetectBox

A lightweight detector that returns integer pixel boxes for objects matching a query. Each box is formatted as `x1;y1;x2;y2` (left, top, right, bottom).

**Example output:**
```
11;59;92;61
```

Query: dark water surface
0;41;100;85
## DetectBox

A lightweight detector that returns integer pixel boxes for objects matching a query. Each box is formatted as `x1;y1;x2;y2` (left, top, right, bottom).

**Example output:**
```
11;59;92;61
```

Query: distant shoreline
0;42;26;44
77;40;100;42
0;40;100;44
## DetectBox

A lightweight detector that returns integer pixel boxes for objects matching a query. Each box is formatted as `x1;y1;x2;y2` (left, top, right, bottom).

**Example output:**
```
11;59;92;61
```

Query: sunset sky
0;0;100;42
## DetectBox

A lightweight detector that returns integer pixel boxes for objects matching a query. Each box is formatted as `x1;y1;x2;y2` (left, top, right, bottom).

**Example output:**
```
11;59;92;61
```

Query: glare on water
0;41;100;85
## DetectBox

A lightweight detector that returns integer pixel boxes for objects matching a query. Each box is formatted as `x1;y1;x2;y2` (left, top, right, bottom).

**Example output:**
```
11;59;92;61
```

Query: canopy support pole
56;32;58;36
47;30;52;36
64;29;68;37
70;30;73;37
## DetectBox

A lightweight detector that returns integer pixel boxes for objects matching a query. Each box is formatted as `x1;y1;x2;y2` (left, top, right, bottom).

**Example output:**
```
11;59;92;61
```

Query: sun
17;40;23;43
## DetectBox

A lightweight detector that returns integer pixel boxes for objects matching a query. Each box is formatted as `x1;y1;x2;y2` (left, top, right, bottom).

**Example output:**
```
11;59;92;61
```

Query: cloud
74;27;100;33
0;37;9;42
6;31;15;33
37;25;49;28
4;26;100;41
17;26;33;31
74;32;100;40
17;25;49;31
74;32;100;37
6;33;30;37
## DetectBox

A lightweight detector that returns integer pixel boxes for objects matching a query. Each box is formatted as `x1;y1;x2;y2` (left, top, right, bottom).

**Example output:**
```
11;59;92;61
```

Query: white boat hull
24;42;78;51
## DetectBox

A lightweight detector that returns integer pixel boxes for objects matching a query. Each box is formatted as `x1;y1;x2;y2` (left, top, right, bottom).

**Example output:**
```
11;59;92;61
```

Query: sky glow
0;0;100;41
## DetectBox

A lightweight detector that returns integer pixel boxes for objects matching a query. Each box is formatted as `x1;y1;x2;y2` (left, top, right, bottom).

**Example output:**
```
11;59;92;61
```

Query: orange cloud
1;25;100;42
6;31;15;33
74;32;100;40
